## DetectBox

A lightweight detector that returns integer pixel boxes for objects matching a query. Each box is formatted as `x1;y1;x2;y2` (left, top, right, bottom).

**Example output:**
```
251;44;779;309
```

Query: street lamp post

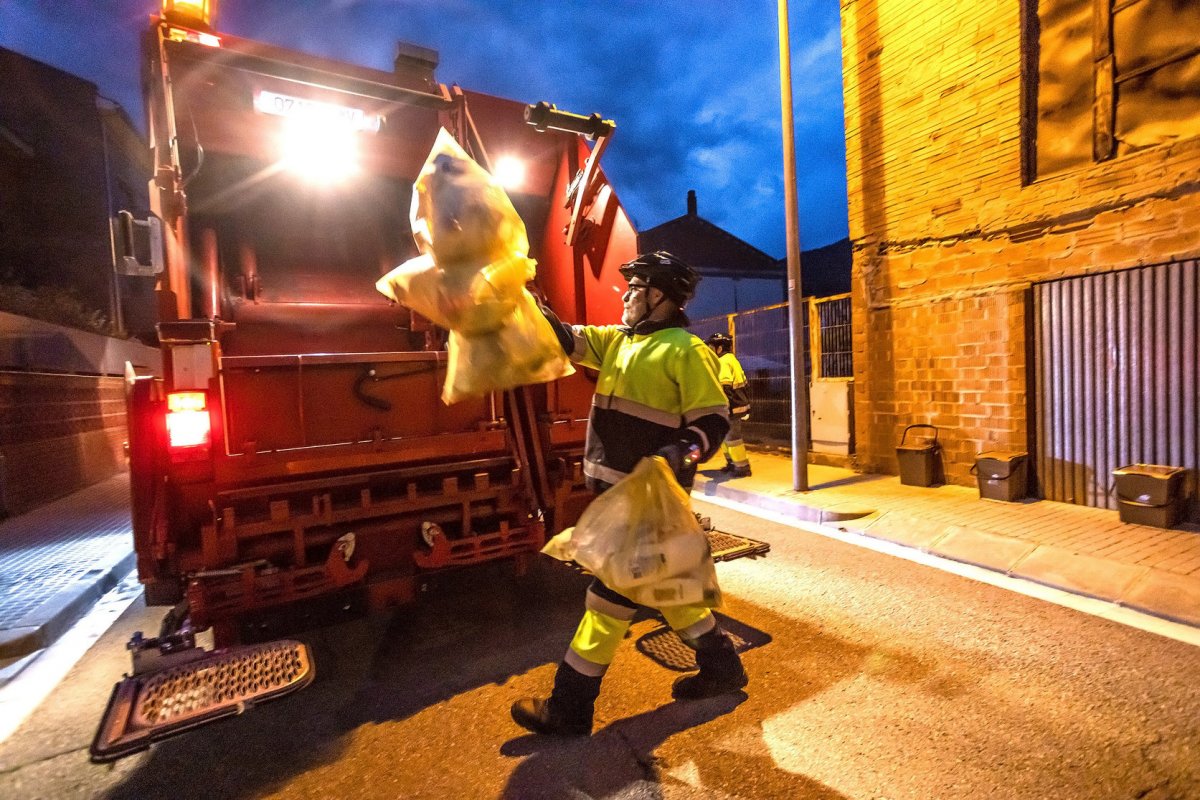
778;0;810;492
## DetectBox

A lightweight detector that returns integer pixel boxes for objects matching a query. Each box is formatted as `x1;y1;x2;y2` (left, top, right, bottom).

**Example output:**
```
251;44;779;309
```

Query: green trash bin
896;424;941;487
1112;464;1187;528
972;451;1029;502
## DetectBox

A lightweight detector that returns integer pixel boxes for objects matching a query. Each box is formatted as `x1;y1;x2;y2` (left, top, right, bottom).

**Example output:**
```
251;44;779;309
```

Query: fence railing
691;293;851;446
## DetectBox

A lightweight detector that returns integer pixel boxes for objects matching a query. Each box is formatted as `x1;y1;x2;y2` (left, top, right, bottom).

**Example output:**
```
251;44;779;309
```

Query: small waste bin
972;451;1029;502
1112;464;1188;528
896;424;941;487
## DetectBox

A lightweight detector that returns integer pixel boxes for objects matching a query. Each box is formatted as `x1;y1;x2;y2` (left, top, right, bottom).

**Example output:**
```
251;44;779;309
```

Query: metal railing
691;293;852;446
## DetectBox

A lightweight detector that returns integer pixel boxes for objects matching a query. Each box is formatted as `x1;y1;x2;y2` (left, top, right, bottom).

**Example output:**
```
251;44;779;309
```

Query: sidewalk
694;451;1200;628
0;473;134;663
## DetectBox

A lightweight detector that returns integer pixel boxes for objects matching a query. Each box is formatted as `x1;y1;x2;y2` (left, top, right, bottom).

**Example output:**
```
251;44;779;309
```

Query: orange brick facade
841;0;1200;485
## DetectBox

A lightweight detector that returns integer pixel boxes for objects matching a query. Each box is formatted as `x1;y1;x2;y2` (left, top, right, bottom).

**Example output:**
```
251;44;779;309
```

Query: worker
704;333;753;478
512;251;749;737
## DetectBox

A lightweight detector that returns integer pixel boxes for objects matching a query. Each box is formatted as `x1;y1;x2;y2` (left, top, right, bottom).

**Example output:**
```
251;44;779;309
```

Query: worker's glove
655;442;701;481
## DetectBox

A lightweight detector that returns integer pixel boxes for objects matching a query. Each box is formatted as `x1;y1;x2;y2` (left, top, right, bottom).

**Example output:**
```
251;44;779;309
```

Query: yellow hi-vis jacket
717;352;751;416
569;316;730;489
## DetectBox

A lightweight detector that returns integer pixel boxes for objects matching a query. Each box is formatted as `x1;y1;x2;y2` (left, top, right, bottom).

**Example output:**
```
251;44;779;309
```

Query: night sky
0;0;849;256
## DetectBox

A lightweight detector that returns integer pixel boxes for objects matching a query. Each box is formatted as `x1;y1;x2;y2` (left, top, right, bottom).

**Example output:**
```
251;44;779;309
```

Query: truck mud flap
90;639;313;763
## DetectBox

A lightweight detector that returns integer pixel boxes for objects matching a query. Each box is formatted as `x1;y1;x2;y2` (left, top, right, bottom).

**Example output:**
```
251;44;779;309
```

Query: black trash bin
1112;464;1187;528
896;424;941;487
972;451;1028;502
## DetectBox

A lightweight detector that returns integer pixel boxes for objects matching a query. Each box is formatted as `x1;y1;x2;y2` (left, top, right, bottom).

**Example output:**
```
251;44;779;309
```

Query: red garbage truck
93;0;639;760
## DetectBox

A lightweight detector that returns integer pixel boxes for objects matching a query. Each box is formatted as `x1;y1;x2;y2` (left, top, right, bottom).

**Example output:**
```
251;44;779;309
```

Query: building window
1024;0;1200;179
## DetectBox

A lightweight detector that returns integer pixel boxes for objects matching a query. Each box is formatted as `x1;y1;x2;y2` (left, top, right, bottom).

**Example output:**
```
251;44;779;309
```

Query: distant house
638;191;782;319
638;191;850;319
0;46;152;336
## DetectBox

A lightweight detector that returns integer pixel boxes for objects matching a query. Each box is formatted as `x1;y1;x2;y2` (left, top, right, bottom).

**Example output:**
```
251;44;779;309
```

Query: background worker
704;333;752;478
513;251;749;737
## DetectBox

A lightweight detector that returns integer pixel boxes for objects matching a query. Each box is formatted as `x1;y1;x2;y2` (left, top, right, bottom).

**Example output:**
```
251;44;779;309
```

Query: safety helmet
705;333;733;350
618;251;701;306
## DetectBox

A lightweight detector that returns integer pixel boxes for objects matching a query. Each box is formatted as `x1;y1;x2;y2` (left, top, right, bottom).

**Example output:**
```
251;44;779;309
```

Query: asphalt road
2;499;1199;800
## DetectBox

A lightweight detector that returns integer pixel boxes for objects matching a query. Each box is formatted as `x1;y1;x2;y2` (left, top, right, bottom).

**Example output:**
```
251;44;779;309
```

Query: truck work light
277;119;361;183
493;156;526;191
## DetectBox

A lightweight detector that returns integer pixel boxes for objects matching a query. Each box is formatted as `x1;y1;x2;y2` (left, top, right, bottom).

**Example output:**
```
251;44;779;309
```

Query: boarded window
1029;0;1200;177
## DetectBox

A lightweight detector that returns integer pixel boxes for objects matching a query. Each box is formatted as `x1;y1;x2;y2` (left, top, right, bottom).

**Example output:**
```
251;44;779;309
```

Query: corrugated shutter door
1032;260;1198;516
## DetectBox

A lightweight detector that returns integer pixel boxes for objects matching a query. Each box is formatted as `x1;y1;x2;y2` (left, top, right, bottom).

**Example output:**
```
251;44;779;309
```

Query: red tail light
166;391;211;450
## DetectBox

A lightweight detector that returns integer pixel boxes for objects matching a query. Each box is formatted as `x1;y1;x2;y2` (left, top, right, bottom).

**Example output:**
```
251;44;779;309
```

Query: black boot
511;662;601;736
672;629;748;700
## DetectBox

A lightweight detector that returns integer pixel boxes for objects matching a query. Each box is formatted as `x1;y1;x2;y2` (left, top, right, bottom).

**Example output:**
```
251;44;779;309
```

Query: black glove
655;441;701;480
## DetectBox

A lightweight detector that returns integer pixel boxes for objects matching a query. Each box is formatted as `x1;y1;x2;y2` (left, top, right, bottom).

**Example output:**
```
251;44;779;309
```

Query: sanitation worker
512;251;749;737
704;332;753;478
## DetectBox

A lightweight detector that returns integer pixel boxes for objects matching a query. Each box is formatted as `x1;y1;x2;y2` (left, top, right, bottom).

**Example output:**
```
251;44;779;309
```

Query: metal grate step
706;529;770;562
91;639;313;762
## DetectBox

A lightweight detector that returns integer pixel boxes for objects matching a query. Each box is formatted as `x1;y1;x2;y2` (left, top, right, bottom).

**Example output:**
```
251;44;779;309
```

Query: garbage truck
92;0;641;760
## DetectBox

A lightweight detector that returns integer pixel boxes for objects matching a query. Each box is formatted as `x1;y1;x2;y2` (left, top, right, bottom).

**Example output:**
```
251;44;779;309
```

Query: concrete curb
0;550;136;660
694;476;874;524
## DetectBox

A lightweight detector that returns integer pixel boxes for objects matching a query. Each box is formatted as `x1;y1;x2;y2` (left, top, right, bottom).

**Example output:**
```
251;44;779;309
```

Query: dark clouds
0;0;849;253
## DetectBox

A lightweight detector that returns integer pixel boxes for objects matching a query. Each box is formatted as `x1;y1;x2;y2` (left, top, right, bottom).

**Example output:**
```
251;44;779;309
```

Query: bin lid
976;451;1028;462
897;444;937;453
1112;464;1186;480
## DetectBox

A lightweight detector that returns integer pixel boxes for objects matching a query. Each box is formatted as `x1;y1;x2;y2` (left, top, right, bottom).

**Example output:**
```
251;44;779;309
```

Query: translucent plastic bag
542;457;722;608
376;129;573;403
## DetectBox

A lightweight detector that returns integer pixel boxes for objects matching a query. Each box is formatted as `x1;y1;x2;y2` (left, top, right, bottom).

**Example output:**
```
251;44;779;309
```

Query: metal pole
778;0;810;491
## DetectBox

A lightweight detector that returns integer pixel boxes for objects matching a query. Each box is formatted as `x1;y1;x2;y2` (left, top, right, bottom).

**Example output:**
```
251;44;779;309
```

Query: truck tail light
166;391;211;452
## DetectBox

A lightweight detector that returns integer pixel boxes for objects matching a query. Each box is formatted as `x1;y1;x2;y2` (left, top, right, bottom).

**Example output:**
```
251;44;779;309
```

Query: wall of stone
841;0;1200;483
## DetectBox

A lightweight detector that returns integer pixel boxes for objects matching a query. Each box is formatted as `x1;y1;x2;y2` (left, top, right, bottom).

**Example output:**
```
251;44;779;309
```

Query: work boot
719;460;736;473
672;629;748;700
511;662;601;736
731;466;752;478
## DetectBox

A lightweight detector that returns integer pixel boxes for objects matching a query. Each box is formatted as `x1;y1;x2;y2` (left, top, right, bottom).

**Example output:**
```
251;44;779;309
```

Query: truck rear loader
92;0;639;761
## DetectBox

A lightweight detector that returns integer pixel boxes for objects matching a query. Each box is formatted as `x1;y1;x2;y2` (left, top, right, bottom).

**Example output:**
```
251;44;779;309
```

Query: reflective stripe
661;606;715;641
684;404;729;424
564;648;608;677
569;326;590;361
731;405;750;415
686;425;710;454
586;586;637;620
583;459;630;486
595;394;682;428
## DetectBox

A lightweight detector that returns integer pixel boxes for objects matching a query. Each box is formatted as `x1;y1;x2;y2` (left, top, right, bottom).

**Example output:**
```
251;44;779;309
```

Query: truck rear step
90;639;313;762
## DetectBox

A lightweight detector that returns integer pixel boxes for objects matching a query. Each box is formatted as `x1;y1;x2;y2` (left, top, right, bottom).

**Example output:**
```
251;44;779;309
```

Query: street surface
2;498;1199;799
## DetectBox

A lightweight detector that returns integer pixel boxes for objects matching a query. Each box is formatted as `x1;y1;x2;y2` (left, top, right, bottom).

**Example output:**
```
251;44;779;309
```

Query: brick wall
841;0;1200;484
0;372;127;516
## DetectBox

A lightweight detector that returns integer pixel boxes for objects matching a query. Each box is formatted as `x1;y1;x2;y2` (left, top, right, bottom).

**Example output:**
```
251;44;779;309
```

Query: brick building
841;0;1200;515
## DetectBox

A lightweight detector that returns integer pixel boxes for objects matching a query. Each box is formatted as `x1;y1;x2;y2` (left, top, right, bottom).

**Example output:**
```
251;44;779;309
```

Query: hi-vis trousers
563;579;716;677
721;413;751;470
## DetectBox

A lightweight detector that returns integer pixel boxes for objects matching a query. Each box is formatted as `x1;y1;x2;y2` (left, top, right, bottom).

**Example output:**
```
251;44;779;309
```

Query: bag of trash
376;129;573;403
542;456;722;608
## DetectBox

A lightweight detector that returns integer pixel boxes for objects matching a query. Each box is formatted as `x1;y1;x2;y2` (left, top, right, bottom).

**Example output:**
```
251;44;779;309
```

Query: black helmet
705;333;733;350
618;251;700;306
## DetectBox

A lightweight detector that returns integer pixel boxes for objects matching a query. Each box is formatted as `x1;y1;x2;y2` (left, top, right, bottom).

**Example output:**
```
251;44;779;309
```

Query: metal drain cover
91;639;313;762
635;625;756;672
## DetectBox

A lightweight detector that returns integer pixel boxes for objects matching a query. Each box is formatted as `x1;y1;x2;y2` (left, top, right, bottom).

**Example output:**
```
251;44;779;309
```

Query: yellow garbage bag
542;456;722;608
375;129;573;404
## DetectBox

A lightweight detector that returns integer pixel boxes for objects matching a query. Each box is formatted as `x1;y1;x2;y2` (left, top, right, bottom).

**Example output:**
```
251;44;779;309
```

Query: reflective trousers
721;413;750;470
563;578;716;678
